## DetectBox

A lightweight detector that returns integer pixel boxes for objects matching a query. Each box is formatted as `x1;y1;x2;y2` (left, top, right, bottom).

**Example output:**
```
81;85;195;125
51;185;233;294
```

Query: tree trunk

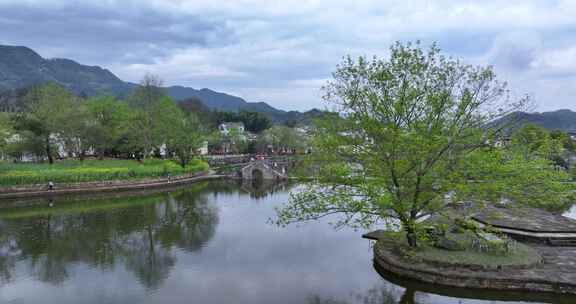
405;224;417;247
179;153;187;168
45;136;54;164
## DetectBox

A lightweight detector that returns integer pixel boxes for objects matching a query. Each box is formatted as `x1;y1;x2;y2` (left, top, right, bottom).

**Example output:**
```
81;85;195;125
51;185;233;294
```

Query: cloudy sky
0;0;575;112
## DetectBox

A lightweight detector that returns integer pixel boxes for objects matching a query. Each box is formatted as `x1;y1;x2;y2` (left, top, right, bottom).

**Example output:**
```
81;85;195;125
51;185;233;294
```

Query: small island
365;203;576;294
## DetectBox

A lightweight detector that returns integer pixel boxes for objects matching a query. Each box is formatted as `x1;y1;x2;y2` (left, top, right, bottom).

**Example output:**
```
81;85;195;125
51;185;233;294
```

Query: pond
0;180;572;304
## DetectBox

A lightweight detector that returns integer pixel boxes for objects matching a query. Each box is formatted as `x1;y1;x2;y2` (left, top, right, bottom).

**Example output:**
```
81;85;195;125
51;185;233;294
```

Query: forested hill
0;45;133;97
0;44;312;122
498;109;576;132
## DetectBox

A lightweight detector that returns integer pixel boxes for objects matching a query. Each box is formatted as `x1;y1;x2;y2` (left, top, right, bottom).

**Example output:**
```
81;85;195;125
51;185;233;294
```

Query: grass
413;241;541;267
381;232;542;268
0;158;209;186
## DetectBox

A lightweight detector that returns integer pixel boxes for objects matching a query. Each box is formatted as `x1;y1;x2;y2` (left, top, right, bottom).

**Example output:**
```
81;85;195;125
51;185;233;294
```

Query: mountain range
1;44;574;129
498;109;576;133
0;44;315;122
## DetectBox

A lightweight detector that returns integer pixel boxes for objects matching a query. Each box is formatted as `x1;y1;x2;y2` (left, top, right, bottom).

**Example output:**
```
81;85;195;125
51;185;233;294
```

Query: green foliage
0;159;208;186
0;112;13;154
15;82;78;163
125;75;167;158
454;218;481;232
510;124;566;165
454;146;574;211
275;41;572;247
85;95;130;157
382;232;540;267
167;112;206;168
260;125;306;154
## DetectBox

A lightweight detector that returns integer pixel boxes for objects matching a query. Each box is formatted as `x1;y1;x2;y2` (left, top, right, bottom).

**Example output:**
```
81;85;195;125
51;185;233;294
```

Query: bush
434;236;466;251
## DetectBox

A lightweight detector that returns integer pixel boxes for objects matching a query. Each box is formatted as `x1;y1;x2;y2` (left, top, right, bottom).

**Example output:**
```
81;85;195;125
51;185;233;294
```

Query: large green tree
127;74;167;159
276;42;572;247
85;96;130;159
159;99;206;168
0;112;12;156
18;82;77;164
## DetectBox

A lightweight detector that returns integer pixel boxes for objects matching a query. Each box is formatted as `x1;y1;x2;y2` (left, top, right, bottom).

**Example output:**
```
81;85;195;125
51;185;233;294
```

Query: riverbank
371;233;576;295
0;159;209;186
0;172;224;200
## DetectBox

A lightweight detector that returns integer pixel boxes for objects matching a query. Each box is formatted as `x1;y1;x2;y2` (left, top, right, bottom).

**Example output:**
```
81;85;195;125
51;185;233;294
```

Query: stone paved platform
473;205;576;233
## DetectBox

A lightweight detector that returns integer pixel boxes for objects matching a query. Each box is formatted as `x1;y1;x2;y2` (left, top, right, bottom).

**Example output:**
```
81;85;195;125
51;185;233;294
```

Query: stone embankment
0;173;223;200
372;234;576;295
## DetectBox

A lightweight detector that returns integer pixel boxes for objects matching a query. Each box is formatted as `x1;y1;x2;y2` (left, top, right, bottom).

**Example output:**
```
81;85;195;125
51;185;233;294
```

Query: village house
218;122;245;136
568;130;576;141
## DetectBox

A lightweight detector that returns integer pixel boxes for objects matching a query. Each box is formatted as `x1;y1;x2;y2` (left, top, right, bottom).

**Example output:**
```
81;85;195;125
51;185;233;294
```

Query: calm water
0;180;573;304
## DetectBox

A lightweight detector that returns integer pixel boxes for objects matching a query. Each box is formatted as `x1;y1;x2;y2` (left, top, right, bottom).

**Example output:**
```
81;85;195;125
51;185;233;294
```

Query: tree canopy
3;75;208;166
276;42;574;247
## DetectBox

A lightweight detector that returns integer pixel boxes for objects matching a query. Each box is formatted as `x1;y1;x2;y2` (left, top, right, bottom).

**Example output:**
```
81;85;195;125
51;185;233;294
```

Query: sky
0;0;575;112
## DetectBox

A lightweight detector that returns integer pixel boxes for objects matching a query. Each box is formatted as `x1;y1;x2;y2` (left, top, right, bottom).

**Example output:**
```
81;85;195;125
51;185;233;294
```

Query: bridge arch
239;160;287;180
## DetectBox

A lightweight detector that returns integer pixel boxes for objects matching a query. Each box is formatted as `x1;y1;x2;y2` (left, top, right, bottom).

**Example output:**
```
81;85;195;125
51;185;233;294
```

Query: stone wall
0;173;223;200
373;240;576;295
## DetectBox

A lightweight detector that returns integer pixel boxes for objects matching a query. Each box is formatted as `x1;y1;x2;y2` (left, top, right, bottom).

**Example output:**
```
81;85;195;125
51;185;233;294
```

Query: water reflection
308;284;398;304
0;180;574;304
239;179;291;199
0;183;218;290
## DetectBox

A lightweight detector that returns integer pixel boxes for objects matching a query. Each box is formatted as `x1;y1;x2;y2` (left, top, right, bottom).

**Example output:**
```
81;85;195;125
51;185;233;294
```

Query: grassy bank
380;231;542;269
0;159;209;186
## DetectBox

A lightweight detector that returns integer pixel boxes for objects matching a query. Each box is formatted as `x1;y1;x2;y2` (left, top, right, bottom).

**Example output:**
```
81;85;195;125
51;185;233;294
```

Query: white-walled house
3;133;67;162
218;122;245;136
568;130;576;141
197;141;208;155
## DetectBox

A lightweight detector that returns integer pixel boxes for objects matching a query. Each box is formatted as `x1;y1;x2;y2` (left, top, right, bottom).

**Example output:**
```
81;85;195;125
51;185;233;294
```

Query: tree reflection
307;284;401;304
0;222;16;284
239;179;292;199
0;184;219;290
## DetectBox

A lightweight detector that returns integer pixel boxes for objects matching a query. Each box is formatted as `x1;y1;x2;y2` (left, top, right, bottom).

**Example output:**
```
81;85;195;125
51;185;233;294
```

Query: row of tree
510;123;575;169
1;75;205;167
178;97;275;132
207;124;308;155
0;74;312;164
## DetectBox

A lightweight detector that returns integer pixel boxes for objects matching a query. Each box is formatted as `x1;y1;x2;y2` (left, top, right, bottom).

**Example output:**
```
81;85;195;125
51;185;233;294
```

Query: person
48;181;54;191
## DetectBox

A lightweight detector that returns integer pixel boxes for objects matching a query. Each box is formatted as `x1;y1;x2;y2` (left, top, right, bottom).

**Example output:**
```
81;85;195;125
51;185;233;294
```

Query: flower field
0;159;209;186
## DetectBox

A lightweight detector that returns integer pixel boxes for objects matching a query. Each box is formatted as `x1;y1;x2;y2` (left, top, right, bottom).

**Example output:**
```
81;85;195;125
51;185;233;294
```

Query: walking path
0;173;224;200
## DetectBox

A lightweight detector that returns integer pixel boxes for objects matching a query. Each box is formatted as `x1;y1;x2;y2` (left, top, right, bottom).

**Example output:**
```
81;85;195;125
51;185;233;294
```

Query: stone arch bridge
239;159;288;180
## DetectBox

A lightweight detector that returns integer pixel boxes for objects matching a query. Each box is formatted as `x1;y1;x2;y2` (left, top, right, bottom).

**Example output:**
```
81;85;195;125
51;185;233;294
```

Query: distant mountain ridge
0;44;312;122
500;109;576;132
0;45;133;96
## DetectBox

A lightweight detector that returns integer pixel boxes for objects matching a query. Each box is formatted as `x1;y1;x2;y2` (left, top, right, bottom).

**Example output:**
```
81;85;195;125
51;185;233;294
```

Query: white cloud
1;0;575;111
